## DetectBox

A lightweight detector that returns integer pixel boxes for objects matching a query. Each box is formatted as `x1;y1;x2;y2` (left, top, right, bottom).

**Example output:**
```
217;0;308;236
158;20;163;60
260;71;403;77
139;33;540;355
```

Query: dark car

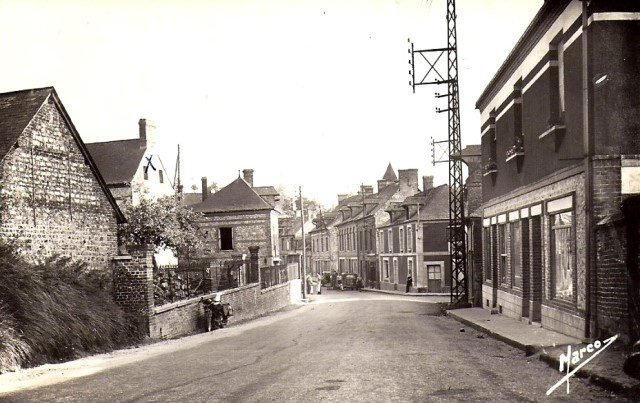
342;273;358;291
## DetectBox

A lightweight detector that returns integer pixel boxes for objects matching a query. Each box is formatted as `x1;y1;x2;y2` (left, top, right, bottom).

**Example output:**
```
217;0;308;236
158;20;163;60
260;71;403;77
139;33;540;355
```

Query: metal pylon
408;0;467;305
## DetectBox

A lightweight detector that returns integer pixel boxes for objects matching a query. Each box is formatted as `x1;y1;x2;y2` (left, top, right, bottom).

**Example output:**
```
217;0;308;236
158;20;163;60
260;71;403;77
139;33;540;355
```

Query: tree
118;195;205;252
275;186;323;217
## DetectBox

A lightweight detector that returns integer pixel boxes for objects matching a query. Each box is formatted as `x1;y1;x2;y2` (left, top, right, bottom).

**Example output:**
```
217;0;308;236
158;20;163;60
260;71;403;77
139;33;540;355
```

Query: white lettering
594;340;602;349
559;346;571;372
586;344;594;353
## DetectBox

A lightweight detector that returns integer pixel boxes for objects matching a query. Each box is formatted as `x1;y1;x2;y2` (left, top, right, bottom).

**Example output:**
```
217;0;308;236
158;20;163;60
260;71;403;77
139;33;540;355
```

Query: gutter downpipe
582;0;595;340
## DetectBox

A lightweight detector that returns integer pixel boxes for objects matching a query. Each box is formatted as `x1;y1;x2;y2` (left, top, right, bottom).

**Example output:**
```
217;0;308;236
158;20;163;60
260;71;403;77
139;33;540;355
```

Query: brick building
334;164;420;287
477;0;640;339
0;87;125;270
378;177;450;293
191;170;280;267
86;118;175;209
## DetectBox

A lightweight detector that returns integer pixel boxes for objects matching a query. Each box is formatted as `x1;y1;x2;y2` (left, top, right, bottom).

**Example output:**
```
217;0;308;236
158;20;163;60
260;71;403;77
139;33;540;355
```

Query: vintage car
341;273;359;291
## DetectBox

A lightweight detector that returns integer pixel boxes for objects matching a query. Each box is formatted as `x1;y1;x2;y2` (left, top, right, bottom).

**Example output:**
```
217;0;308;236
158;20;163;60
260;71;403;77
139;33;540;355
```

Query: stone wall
0;96;118;270
113;246;301;339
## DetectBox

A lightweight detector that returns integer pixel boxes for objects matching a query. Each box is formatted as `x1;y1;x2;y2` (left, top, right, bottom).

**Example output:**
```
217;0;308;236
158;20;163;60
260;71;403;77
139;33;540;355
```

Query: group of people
305;273;322;295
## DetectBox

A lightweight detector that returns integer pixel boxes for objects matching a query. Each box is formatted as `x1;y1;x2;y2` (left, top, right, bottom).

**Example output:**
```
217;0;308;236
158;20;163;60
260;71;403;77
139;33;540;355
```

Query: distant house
378;177;450;293
334;164;420;287
191;169;281;267
86;119;174;209
0;87;125;270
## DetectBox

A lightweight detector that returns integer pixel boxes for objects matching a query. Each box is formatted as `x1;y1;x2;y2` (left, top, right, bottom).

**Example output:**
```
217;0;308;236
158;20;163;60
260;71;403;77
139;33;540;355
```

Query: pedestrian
316;273;322;295
406;272;413;293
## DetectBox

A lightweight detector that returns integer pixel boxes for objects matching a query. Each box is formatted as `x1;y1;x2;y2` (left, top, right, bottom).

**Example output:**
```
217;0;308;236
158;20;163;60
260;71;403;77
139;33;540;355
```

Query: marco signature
546;334;618;395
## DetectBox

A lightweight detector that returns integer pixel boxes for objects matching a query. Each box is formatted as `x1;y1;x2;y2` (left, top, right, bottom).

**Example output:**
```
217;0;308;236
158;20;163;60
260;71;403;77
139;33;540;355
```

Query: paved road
0;291;624;402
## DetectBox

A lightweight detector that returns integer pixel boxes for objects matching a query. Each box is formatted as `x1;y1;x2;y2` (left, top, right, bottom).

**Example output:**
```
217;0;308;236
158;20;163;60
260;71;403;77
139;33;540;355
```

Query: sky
0;0;543;208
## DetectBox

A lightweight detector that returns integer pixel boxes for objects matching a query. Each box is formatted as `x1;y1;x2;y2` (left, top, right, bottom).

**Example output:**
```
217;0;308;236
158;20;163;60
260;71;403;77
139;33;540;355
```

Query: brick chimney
398;169;419;195
201;176;208;201
423;175;434;191
138;118;157;149
243;169;254;187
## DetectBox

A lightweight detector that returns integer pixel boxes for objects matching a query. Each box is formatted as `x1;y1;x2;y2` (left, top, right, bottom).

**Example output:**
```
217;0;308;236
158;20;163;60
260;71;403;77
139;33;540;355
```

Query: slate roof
0;87;51;162
191;176;273;213
0;87;125;223
253;186;279;196
85;139;146;185
378;184;450;227
180;192;204;207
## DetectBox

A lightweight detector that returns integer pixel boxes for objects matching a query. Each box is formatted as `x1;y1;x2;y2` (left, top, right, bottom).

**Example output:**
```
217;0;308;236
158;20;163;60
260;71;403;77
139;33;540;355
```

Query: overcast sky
0;0;542;208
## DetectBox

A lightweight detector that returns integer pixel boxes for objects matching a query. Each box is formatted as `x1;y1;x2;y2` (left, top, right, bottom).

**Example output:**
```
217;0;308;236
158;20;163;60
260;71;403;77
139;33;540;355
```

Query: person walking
406;272;413;293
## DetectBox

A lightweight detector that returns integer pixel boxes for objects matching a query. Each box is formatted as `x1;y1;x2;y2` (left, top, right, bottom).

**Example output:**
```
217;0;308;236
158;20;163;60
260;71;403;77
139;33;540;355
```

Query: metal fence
260;264;289;289
153;257;247;306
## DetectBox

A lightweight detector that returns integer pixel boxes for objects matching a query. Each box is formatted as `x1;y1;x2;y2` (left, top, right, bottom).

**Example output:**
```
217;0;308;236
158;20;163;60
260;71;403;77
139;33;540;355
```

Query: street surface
0;290;624;402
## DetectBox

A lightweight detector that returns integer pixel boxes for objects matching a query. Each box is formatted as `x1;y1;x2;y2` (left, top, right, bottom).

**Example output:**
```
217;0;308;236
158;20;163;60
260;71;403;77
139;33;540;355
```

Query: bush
0;303;30;373
0;244;144;372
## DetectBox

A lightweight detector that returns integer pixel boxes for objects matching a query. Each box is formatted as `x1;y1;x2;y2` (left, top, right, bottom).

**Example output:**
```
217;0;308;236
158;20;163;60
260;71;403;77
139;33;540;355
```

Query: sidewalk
447;307;640;397
360;287;450;300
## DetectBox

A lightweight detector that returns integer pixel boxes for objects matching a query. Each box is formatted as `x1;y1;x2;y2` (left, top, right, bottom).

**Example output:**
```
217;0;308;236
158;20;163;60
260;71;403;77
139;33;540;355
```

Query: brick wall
0;97;118;270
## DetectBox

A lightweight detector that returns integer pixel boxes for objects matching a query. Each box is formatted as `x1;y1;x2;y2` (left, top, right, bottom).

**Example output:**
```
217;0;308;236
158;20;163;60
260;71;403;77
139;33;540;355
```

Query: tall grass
0;244;143;372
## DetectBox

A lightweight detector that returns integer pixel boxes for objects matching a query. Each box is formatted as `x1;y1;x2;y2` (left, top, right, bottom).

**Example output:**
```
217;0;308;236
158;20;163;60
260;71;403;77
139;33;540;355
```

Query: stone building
377;177;450;293
191;170;280;267
0;87;125;270
334;164;420;287
477;0;640;339
86;118;175;209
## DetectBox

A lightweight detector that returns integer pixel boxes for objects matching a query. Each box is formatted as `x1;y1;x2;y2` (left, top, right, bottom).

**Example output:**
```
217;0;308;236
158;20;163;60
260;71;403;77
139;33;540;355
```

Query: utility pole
299;186;307;300
174;144;183;199
408;0;468;306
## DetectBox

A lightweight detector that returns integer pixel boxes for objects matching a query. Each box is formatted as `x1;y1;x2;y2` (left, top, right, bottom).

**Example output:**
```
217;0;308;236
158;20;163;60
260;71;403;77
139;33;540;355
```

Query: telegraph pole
408;0;468;306
299;186;307;300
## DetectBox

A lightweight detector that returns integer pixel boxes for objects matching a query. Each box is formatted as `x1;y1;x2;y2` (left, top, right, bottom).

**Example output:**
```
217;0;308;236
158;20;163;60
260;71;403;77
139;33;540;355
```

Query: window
407;226;413;252
393;258;398;282
159;170;164;183
551;211;573;301
510;222;522;288
427;265;441;281
143;170;149;180
384;259;390;279
549;36;566;125
388;229;393;253
399;228;404;253
408;258;414;280
498;224;507;284
484;226;492;282
219;227;233;251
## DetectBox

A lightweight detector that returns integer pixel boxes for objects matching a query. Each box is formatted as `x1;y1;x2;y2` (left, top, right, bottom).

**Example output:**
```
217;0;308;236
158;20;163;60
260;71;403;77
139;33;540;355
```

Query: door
427;264;442;293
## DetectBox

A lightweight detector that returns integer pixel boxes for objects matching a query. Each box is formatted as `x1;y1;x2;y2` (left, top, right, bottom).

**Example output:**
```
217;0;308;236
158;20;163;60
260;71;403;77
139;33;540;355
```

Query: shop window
498;224;507;284
484;226;492;282
510;221;522;288
551;211;573;301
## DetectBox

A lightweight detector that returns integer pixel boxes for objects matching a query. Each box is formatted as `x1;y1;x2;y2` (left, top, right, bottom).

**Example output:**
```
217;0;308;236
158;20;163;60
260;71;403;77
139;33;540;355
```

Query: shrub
0;303;31;373
0;244;144;371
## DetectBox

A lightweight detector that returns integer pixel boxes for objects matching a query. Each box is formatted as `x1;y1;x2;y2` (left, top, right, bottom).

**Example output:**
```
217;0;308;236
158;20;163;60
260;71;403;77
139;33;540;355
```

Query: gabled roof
180;192;203;207
191;176;273;213
253;186;279;196
0;87;126;223
0;87;52;162
382;163;397;181
85;139;146;185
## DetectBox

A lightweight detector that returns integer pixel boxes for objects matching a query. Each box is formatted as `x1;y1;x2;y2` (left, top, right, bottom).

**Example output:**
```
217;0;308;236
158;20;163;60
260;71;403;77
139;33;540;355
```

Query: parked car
342;273;358;291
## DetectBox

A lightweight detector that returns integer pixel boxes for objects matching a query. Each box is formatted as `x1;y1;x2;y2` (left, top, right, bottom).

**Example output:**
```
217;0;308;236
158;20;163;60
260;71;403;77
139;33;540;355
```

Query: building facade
0;87;125;270
191;170;280;268
477;0;640;339
86;118;175;209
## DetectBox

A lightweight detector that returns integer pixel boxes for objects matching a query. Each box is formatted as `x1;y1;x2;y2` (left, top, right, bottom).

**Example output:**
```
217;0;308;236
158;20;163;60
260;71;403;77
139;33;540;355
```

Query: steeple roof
382;163;397;181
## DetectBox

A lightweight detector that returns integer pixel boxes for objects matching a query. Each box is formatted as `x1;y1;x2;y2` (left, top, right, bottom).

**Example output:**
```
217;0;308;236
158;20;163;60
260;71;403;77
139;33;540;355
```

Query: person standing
406;272;413;293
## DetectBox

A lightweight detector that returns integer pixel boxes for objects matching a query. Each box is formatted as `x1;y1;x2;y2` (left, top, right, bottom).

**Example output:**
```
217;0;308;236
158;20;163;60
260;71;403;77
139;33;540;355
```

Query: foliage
276;186;323;217
119;195;205;252
0;244;143;372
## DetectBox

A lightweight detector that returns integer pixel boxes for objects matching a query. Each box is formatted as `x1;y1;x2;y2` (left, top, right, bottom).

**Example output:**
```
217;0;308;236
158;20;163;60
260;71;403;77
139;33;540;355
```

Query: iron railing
260;264;289;289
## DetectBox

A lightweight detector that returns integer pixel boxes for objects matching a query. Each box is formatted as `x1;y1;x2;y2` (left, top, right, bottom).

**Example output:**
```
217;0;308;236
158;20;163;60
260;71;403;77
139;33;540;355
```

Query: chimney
423;175;434;191
138;118;157;149
201;176;208;201
338;194;349;204
243;169;254;187
377;180;391;192
398;169;419;195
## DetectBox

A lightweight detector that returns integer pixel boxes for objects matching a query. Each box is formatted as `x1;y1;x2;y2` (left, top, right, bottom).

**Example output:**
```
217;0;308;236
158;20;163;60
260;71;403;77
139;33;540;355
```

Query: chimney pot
243;169;254;187
138;118;157;149
201;176;208;201
423;175;434;191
